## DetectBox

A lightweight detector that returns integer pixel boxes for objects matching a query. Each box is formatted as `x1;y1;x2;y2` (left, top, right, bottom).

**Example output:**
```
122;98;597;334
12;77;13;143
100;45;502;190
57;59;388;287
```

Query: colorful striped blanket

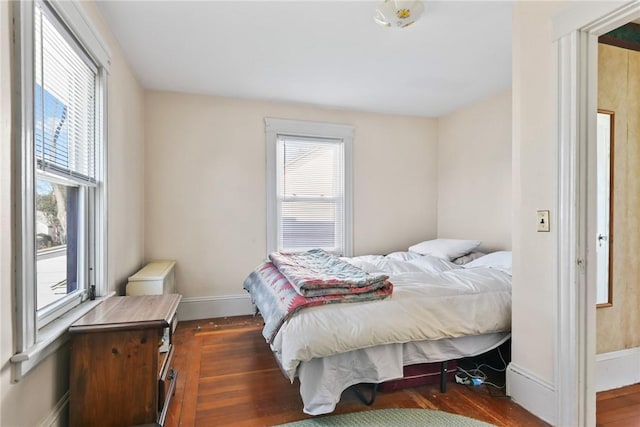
243;253;393;343
268;249;389;297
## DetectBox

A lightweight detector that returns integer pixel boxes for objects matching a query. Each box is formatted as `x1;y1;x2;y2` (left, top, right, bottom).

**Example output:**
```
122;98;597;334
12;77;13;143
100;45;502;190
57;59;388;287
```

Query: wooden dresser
69;294;181;427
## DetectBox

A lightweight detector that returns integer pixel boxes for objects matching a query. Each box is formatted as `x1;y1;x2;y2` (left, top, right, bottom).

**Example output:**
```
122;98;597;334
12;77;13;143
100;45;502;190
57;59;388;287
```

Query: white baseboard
39;391;69;427
177;294;254;321
596;347;640;392
506;363;556;426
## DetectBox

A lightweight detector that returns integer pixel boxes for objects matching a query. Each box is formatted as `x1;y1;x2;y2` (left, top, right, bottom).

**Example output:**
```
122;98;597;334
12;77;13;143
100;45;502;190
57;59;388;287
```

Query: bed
243;240;512;415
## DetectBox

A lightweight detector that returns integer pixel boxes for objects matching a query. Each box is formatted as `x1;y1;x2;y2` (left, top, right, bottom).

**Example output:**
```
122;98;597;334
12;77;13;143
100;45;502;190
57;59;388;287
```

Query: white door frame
554;2;640;426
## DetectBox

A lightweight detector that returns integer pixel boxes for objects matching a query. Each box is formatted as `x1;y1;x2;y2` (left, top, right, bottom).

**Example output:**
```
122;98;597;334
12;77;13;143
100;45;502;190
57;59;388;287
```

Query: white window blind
277;136;345;254
34;2;97;185
266;118;353;257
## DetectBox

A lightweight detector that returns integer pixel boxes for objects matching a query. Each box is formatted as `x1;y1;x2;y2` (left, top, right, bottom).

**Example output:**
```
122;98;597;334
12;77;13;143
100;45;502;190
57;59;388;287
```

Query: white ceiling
95;1;513;118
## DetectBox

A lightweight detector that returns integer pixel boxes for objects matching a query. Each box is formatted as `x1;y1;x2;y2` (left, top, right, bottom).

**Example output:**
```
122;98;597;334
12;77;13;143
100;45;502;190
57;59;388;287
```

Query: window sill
10;293;114;382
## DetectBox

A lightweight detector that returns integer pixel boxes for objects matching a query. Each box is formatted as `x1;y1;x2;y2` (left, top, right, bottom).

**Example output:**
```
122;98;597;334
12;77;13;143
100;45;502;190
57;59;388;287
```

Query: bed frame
245;250;512;415
351;360;452;406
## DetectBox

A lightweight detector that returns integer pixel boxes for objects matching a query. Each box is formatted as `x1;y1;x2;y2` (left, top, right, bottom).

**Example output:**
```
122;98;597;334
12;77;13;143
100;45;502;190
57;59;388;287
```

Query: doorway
555;3;640;426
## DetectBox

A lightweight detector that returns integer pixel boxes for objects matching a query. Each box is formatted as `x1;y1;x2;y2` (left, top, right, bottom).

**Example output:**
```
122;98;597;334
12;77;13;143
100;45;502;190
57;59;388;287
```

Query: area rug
275;408;496;426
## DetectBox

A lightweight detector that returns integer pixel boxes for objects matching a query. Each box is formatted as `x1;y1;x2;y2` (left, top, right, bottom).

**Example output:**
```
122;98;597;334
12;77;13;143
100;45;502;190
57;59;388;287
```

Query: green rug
275;408;496;426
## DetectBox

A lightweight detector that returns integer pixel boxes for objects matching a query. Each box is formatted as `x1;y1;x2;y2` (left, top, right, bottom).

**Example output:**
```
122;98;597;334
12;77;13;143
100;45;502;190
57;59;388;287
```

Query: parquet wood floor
165;316;550;427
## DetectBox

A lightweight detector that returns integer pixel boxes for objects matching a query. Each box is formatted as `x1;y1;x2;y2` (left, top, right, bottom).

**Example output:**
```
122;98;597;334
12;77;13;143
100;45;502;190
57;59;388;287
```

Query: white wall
510;1;565;389
144;91;439;299
437;89;512;251
0;1;145;425
105;2;147;296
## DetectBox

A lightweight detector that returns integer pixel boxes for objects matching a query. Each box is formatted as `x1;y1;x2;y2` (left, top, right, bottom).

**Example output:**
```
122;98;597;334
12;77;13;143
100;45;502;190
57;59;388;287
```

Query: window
12;0;110;380
266;118;353;256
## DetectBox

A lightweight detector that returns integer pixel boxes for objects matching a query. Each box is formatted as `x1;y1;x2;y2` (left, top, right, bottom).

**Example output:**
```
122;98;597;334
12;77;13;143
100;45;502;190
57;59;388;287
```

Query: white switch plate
537;210;550;232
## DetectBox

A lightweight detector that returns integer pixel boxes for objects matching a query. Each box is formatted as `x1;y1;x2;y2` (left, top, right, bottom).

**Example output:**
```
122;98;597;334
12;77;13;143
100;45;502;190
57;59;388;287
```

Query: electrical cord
455;346;508;390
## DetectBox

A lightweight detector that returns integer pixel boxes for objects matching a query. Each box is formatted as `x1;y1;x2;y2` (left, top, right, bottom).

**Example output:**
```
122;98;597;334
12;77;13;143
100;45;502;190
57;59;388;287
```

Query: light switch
537;210;550;232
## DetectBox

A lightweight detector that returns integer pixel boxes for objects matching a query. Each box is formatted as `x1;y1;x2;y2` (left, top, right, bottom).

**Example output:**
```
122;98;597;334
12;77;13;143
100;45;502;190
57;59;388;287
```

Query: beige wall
511;0;565;384
597;43;640;354
437;89;512;252
144;91;439;297
0;1;145;425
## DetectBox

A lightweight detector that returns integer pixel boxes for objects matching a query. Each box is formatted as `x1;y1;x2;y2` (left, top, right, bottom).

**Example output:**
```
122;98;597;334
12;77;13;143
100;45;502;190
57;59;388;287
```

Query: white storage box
126;260;176;296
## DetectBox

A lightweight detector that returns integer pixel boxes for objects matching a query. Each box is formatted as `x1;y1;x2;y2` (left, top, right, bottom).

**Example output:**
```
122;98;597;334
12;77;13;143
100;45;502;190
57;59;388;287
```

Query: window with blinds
277;136;345;254
266;118;353;257
13;0;109;381
34;2;97;185
29;1;102;321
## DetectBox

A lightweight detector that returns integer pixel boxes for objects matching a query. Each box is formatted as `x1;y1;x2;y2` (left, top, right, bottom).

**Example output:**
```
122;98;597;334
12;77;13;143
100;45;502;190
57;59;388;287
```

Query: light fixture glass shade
374;0;423;28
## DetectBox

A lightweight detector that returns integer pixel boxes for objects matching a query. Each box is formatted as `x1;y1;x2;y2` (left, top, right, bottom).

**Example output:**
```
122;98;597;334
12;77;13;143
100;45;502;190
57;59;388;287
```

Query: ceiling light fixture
374;0;423;28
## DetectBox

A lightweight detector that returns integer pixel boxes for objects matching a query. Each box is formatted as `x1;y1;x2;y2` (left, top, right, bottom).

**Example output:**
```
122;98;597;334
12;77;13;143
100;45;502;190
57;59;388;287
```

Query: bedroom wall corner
143;91;438;309
436;88;512;252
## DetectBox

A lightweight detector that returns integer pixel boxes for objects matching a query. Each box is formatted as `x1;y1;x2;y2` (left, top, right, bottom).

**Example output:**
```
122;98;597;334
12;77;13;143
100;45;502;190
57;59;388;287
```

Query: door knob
598;234;608;246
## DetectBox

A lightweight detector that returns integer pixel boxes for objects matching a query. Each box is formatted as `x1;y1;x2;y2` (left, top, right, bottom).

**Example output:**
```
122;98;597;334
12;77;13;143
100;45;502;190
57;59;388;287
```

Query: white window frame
265;118;353;257
10;0;111;381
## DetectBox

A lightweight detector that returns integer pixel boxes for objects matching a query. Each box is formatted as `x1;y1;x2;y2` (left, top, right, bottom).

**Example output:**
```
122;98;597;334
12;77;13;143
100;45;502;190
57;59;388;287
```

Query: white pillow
464;251;512;275
408;239;481;261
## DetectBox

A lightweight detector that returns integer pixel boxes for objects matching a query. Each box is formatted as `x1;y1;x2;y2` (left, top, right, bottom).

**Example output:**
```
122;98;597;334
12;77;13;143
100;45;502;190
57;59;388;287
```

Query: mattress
271;252;512;381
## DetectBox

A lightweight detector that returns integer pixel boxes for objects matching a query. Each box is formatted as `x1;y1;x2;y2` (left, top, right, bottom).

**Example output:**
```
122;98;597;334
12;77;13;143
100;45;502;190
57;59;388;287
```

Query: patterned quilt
268;249;389;297
243;259;393;343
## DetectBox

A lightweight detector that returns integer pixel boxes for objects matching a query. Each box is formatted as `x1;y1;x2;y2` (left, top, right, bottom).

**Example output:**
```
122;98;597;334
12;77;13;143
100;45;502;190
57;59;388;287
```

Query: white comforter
270;251;512;381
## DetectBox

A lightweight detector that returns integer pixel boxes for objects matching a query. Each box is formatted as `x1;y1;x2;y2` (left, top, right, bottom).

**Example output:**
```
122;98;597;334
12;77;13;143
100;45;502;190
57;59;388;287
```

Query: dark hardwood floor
164;316;550;426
